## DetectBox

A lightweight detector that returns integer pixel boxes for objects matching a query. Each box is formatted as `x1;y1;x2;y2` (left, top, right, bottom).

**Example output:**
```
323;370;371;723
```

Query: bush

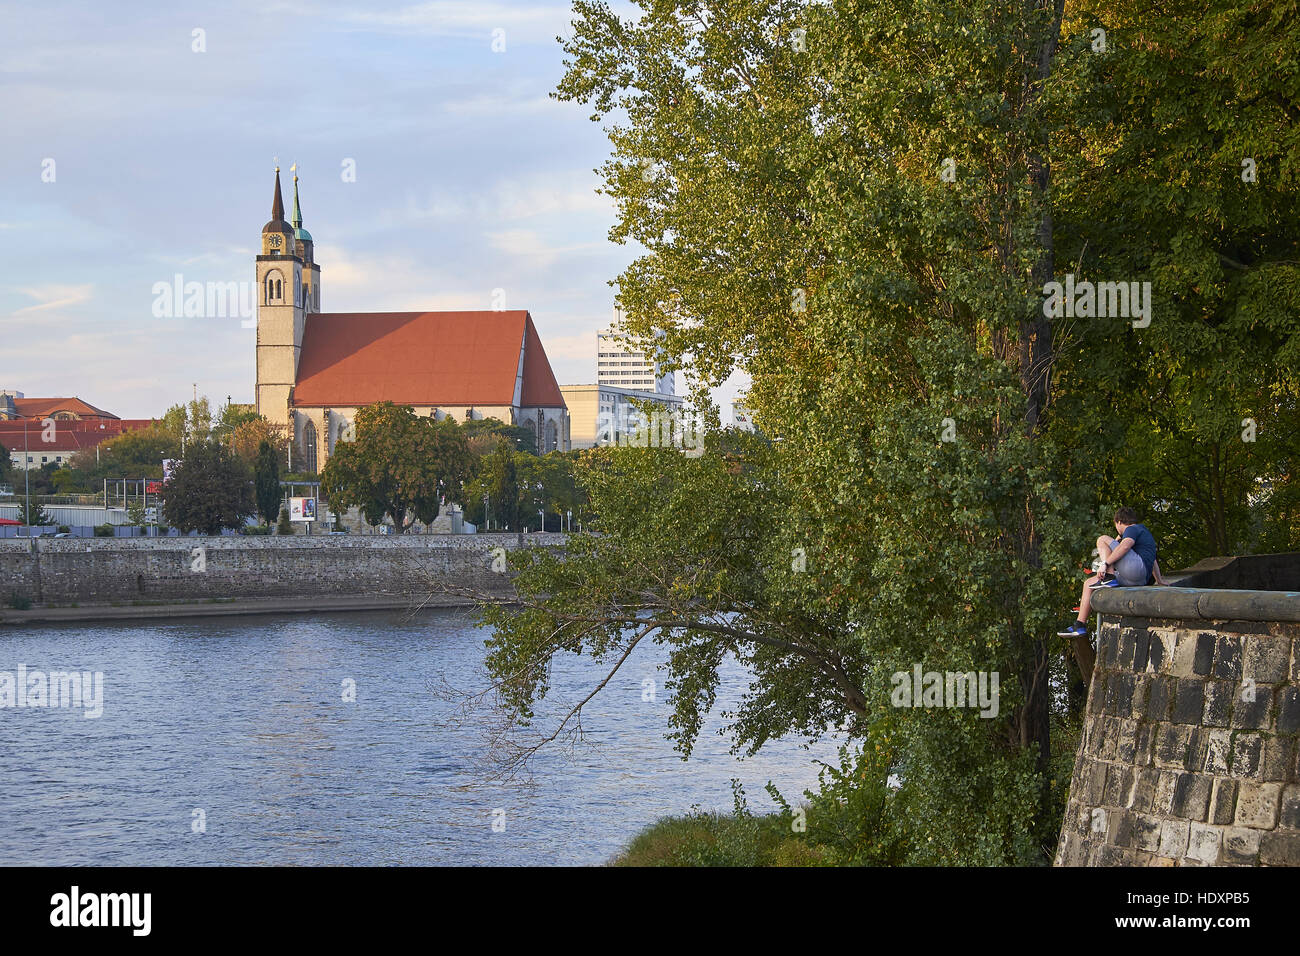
239;524;272;535
276;508;294;535
57;525;71;534
93;524;115;537
5;593;33;610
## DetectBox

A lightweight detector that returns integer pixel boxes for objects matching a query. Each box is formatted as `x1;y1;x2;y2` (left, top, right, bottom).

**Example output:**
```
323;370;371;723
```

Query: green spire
292;170;312;241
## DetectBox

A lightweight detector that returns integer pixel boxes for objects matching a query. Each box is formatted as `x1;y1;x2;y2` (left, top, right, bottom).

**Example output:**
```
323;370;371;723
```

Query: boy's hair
1114;506;1139;525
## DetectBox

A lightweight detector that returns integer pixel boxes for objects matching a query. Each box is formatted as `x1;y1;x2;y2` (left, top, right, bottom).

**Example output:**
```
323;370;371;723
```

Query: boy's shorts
1112;551;1149;587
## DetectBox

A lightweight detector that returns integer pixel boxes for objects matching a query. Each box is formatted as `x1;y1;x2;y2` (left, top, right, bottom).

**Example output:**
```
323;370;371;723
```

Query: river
0;608;842;865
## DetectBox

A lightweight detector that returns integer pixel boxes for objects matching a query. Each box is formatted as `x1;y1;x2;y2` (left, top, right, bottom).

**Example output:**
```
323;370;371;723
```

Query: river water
0;608;842;865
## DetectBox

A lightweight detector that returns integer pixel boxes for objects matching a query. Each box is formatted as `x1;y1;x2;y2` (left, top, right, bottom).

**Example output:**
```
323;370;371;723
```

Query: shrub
93;524;115;538
277;508;294;535
5;593;33;610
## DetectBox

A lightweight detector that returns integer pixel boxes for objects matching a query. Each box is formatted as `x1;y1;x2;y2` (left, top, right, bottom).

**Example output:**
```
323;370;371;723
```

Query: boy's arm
1105;537;1135;566
1152;558;1168;586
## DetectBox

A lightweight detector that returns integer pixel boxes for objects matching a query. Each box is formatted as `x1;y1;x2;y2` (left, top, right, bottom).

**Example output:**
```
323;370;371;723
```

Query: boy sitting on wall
1057;506;1166;639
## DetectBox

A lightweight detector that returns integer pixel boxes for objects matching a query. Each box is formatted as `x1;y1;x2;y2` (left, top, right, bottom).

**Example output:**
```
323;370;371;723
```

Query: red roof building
253;169;568;472
0;394;154;470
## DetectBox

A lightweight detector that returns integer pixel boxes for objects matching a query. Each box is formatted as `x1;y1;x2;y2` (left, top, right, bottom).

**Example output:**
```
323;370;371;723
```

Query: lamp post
538;508;544;533
22;415;31;530
483;493;489;531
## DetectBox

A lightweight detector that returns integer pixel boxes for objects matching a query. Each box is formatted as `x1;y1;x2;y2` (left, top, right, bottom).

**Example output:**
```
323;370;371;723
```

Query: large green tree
321;402;473;532
254;439;282;526
162;439;255;534
471;0;1299;864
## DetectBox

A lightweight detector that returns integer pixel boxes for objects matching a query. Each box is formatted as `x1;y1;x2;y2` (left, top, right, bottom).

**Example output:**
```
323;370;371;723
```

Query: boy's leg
1077;575;1098;623
1096;535;1117;569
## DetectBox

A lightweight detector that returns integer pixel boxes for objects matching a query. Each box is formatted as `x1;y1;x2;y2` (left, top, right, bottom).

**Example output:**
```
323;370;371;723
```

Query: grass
611;808;837;867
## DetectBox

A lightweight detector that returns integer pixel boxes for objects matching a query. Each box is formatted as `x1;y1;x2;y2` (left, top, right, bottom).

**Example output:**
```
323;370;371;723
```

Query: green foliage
5;593;33;610
461;417;537;457
253;440;282;525
17;496;53;526
161;439;254;534
322;402;473;532
93;524;115;538
277;508;293;536
477;0;1300;864
464;443;586;531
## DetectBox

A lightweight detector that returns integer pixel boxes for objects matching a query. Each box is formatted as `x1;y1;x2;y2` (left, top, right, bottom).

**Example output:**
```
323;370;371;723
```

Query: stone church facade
254;169;568;472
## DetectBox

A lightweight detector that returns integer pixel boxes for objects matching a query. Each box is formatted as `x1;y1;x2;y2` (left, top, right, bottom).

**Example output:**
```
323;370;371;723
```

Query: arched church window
275;279;282;301
304;421;318;474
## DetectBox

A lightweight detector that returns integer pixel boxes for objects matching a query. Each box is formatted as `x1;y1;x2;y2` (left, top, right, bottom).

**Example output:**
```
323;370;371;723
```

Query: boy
1057;507;1165;638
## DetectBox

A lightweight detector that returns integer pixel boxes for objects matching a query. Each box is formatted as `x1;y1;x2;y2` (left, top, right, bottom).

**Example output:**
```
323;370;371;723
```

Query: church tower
256;167;305;426
292;170;321;315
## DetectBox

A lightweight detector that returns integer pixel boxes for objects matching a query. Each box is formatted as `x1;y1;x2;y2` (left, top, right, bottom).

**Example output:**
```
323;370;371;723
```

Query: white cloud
8;284;94;316
343;2;575;43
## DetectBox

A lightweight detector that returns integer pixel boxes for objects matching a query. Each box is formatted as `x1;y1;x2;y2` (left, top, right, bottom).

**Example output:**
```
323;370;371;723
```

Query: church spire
292;167;303;229
271;166;286;222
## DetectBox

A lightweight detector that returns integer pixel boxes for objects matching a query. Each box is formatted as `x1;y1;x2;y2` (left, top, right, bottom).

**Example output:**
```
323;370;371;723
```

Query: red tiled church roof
292;311;566;409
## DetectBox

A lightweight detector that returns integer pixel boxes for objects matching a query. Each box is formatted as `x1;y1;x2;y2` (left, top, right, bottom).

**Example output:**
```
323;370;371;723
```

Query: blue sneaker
1088;576;1120;590
1057;622;1088;637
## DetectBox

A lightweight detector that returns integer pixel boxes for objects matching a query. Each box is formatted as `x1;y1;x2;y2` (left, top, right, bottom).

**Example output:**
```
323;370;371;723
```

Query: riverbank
0;592;484;625
0;532;563;609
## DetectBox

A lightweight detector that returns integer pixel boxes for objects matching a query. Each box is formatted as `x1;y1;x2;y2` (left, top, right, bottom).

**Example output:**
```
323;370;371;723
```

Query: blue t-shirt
1120;523;1158;575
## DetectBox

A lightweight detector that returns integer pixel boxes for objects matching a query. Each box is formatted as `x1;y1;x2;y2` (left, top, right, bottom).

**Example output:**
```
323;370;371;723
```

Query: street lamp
482;492;489;531
21;415;31;529
566;509;572;533
538;508;544;533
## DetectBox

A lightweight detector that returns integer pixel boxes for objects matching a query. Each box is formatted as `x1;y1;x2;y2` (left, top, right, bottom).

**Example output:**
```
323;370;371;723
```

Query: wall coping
1092;585;1300;623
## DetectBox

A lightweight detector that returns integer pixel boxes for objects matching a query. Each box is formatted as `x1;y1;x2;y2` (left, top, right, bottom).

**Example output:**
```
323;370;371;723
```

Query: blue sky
0;0;745;419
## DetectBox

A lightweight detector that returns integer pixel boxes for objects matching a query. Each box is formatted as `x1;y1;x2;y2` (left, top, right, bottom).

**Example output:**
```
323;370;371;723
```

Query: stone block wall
1056;614;1300;866
0;534;565;606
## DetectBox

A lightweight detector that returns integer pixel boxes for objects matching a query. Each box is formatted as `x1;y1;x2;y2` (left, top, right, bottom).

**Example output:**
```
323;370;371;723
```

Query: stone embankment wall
0;533;564;606
1056;577;1300;867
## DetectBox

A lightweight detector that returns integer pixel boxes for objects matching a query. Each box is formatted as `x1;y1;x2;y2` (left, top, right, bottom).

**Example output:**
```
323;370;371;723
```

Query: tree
162;439;254;534
230;416;294;470
465;438;522;530
466;0;1093;863
254;440;282;525
467;0;1300;865
321;402;472;532
277;507;294;535
67;424;178;490
0;442;11;487
18;496;53;526
461;417;537;457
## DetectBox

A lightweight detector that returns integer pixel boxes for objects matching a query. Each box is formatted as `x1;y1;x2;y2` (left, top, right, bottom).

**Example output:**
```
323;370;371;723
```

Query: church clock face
268;234;282;250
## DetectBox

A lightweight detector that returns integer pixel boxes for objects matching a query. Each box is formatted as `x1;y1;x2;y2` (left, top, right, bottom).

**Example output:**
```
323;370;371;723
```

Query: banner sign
289;497;316;522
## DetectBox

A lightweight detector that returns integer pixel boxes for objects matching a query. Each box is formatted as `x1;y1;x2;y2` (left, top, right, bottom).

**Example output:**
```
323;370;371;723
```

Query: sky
0;0;747;420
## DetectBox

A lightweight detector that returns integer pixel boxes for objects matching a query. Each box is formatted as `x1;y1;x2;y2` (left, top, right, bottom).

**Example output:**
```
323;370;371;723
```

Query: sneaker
1057;622;1088;637
1088;576;1120;590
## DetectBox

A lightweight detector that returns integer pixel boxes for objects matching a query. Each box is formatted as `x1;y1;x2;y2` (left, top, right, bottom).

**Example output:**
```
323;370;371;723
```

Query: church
254;168;569;472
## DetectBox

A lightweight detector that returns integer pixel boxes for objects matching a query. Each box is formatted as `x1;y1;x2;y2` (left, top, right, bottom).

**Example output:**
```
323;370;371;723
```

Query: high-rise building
597;314;675;395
